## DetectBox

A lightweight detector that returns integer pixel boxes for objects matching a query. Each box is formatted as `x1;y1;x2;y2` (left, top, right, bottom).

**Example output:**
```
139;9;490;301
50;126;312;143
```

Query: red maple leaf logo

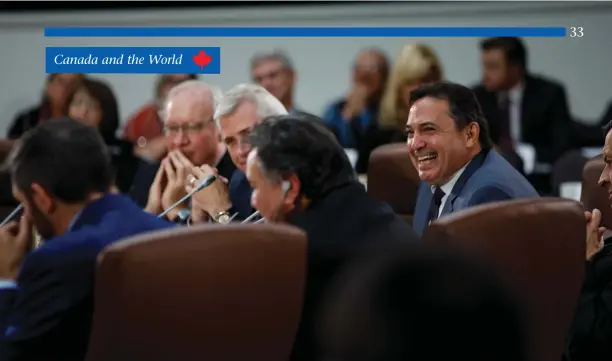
193;50;212;71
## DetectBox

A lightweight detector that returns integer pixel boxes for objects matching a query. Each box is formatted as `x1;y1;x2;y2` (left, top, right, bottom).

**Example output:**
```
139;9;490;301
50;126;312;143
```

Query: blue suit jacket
413;149;539;236
0;194;174;361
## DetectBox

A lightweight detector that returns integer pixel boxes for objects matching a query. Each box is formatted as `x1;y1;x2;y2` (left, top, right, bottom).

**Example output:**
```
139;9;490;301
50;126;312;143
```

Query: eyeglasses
163;122;209;135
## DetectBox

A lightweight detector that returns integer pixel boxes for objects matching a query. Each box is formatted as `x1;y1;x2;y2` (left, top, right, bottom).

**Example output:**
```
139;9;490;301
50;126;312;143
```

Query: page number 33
569;27;584;38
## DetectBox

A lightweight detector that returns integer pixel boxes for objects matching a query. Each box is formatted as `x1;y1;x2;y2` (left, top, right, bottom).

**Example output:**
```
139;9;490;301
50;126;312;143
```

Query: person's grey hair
160;80;223;122
250;50;295;72
214;83;288;128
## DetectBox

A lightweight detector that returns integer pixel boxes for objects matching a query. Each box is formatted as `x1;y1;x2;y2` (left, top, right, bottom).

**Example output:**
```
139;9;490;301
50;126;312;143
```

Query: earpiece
281;181;291;195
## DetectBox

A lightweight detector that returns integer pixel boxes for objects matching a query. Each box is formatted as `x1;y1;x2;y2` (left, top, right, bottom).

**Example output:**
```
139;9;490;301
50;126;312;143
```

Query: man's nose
72;107;87;120
598;169;610;188
408;134;426;153
260;76;273;86
171;131;188;146
238;143;251;158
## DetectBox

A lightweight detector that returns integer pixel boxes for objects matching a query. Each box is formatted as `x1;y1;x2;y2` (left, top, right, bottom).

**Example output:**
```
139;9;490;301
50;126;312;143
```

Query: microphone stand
241;210;261;224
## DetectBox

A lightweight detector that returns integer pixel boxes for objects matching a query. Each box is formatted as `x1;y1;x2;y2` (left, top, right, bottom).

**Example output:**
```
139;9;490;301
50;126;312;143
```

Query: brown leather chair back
367;143;420;223
552;149;588;196
581;155;612;229
423;198;585;361
86;224;308;361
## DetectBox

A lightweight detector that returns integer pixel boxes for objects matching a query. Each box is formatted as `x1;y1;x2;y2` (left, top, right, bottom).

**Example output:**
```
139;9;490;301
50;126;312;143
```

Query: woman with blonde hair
379;43;444;127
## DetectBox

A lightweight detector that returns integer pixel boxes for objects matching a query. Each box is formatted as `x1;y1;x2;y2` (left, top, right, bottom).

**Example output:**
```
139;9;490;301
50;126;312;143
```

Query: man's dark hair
6;117;114;203
319;244;527;361
480;37;527;71
409;81;493;149
248;114;357;202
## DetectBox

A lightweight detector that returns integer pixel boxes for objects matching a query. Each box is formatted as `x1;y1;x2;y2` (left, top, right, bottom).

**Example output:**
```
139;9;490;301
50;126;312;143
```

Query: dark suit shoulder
8;106;42;138
129;160;161;207
526;73;566;92
471;83;488;94
216;151;236;181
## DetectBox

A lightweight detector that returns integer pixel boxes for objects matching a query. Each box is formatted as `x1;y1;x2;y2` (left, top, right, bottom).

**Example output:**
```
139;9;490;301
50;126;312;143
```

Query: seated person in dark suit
0;118;173;361
318;244;527;361
408;82;538;237
66;77;140;193
244;114;419;361
472;37;572;194
129;80;236;222
567;120;612;361
184;84;288;223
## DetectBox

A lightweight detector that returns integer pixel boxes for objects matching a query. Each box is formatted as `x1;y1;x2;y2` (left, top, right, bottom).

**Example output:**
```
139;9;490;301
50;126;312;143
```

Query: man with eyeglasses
184;83;288;223
129;81;236;222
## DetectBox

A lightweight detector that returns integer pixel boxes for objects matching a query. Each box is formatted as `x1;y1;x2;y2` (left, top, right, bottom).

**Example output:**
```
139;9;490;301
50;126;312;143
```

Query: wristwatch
214;210;231;224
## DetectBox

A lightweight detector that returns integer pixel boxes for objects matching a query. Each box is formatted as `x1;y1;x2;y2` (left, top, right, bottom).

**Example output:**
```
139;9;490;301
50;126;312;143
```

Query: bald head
355;48;388;71
162;80;221;124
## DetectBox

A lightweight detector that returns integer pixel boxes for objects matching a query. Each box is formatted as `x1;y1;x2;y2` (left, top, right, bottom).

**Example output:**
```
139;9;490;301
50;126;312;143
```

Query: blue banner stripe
45;47;221;74
44;27;567;38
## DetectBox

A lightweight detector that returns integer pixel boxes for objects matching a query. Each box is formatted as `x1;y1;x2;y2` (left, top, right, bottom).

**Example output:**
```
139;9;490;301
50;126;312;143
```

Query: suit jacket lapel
440;150;489;216
414;182;432;236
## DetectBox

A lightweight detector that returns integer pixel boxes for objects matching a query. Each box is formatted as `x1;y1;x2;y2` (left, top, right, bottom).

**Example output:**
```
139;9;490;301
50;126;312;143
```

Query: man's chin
418;170;440;185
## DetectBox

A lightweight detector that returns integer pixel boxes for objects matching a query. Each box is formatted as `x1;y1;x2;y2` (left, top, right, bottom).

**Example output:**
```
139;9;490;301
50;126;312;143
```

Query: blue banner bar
45;47;221;74
44;27;567;38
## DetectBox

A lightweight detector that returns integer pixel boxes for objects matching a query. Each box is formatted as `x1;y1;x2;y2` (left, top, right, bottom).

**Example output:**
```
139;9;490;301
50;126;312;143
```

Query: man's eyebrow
406;121;437;128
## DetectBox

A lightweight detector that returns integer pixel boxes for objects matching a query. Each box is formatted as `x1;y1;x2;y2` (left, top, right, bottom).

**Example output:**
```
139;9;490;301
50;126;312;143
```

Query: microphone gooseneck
0;204;23;227
241;210;261;224
158;175;217;219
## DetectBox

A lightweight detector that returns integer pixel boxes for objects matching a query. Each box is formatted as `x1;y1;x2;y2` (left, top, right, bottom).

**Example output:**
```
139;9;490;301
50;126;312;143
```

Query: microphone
158;175;217;219
0;204;23;227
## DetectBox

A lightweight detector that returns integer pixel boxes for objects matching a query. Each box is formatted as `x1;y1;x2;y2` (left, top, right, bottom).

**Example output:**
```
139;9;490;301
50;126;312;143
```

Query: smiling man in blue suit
0;118;174;361
408;82;538;237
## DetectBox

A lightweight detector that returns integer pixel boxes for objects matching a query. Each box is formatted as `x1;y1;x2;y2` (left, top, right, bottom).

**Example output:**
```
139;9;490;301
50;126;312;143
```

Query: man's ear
30;183;55;214
284;173;301;206
465;122;480;148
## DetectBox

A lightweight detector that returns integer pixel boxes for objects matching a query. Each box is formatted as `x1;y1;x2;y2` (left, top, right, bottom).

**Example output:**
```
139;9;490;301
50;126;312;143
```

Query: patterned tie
428;186;446;224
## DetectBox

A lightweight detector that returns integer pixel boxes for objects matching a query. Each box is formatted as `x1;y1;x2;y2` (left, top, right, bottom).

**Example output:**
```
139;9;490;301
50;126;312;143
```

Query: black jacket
8;106;46;139
287;181;419;361
567;238;612;361
473;74;572;165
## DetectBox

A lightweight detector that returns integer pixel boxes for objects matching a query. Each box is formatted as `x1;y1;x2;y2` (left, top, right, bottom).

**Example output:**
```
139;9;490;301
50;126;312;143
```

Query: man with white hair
185;83;288;222
129;80;236;222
